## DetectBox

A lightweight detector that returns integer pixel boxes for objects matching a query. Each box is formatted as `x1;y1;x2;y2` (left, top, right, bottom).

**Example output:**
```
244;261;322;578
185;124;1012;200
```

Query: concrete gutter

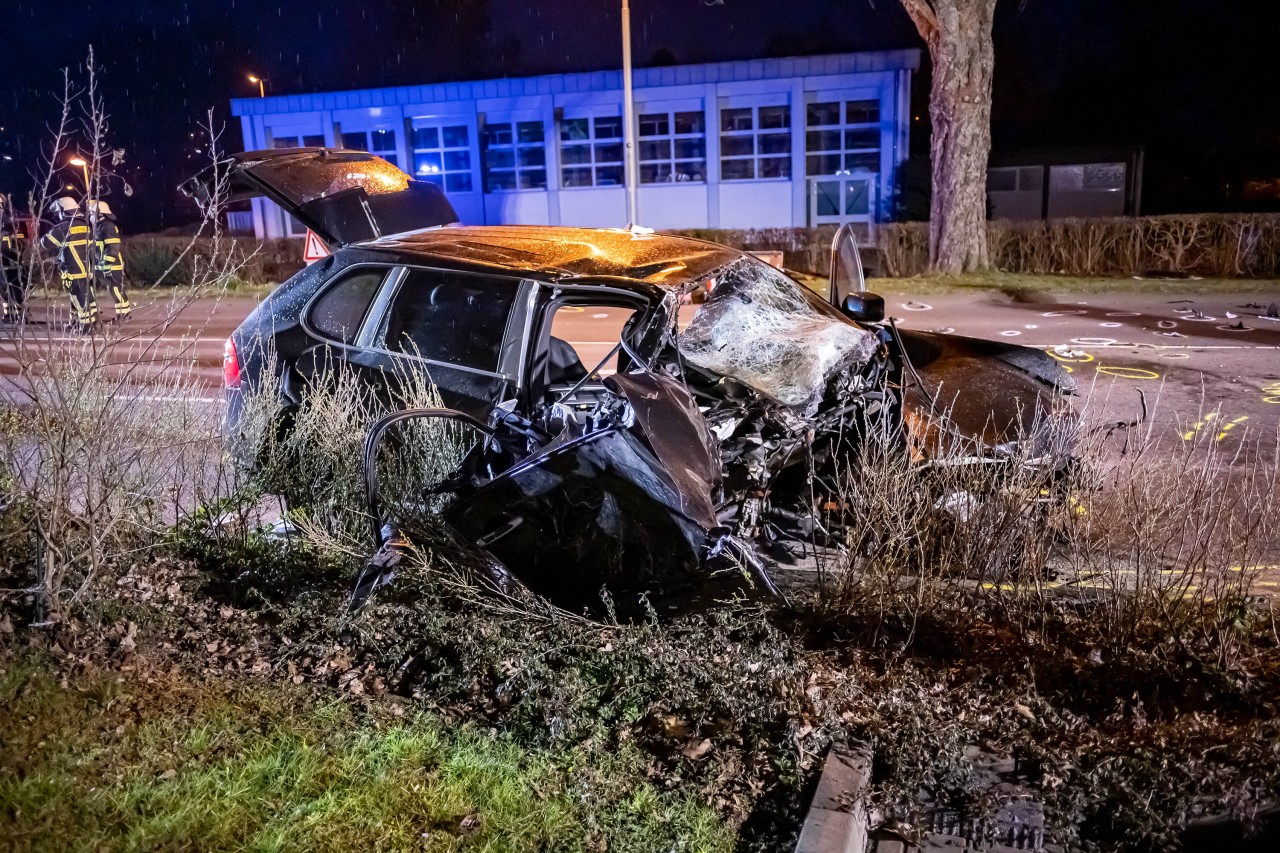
794;744;872;853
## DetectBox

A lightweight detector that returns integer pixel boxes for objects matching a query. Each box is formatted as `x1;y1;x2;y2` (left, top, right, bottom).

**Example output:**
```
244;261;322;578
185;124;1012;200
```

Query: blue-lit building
230;50;919;239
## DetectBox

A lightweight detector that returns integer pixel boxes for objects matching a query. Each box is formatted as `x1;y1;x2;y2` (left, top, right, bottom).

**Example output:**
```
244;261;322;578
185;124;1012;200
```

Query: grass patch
0;660;731;852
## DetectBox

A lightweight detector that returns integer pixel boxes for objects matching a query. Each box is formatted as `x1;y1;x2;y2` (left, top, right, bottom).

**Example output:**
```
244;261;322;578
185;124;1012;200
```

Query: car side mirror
841;292;884;323
828;221;866;307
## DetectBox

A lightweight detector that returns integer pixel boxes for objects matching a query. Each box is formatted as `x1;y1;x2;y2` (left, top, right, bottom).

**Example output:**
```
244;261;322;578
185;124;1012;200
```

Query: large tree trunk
902;0;997;274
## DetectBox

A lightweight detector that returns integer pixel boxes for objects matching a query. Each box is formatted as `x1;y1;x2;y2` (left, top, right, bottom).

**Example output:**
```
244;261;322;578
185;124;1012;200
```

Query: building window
719;104;791;181
638;110;706;183
805;98;881;176
560;116;625;188
1050;163;1125;192
411;122;473;193
482;121;547;191
341;129;399;167
988;166;1043;193
272;133;325;149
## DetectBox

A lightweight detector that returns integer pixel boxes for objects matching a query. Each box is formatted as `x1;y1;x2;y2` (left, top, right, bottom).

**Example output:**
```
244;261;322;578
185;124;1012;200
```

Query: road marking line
134;396;223;404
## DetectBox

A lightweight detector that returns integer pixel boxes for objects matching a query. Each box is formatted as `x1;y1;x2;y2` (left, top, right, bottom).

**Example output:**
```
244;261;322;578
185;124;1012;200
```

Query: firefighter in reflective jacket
0;195;26;324
42;197;97;332
87;200;129;321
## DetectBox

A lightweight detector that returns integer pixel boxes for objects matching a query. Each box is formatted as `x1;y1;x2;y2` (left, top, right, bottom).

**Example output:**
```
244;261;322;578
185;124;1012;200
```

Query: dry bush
821;393;1279;675
875;222;931;278
0;53;249;624
134;215;1280;286
986;214;1280;278
0;353;223;617
245;356;466;553
1054;418;1279;666
826;403;1083;622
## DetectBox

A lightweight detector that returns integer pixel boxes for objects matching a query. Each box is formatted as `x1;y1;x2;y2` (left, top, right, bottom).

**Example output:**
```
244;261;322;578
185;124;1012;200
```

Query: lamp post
621;0;638;227
67;156;89;192
248;75;266;98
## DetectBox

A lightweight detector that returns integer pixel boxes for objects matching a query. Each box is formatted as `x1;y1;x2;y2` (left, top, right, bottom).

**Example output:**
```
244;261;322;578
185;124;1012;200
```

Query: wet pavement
4;284;1278;594
886;289;1280;450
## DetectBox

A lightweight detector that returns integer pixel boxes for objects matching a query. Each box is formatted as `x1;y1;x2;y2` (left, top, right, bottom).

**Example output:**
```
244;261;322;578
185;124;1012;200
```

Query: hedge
676;214;1280;278
120;213;1280;286
120;236;304;287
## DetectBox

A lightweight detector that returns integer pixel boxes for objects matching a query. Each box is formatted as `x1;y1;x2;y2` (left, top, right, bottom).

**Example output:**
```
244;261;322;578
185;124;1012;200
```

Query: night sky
2;0;1277;233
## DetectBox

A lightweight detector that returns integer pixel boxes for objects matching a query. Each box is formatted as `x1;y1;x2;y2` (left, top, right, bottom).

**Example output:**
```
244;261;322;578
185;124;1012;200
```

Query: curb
794;744;872;853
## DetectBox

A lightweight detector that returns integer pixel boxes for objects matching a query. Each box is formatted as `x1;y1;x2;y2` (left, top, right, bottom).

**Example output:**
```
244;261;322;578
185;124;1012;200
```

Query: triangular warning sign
303;229;331;264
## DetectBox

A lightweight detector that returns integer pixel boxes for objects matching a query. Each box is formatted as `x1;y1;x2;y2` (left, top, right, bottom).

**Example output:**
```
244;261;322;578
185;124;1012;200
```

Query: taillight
223;337;242;389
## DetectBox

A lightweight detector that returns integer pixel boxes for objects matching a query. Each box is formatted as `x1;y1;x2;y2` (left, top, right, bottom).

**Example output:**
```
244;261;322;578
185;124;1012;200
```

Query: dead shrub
244;355;467;553
819;388;1280;682
0;53;248;624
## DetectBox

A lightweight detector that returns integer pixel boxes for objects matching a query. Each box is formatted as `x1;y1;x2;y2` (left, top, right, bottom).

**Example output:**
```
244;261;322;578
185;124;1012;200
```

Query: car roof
359;225;746;289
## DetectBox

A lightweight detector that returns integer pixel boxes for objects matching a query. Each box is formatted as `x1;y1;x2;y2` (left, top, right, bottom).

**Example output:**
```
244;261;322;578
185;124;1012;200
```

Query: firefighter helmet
47;197;79;219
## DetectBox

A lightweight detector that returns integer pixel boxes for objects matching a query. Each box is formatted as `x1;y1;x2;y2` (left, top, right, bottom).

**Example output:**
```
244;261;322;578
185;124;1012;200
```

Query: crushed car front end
351;235;1079;615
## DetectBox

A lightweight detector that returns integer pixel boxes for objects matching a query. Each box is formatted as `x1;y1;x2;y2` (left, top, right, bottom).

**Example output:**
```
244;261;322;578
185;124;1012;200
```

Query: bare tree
899;0;997;274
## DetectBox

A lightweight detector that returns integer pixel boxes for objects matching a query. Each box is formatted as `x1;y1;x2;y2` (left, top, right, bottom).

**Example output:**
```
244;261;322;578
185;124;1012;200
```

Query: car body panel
179;148;458;246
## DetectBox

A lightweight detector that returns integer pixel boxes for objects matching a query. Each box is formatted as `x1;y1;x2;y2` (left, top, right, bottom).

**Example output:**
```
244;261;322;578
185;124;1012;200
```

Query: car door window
380;268;519;372
307;266;388;344
547;303;637;381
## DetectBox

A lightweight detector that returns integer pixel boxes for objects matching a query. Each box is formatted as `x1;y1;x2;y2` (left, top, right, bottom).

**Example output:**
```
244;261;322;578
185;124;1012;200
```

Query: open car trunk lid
179;147;459;247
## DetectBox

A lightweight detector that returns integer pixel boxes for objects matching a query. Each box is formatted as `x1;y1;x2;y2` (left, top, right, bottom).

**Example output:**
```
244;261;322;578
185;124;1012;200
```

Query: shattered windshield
677;257;878;412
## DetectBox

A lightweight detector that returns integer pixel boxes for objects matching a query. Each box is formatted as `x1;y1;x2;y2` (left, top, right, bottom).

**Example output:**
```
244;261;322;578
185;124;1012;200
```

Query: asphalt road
3;287;1278;436
4;283;1278;592
885;289;1280;452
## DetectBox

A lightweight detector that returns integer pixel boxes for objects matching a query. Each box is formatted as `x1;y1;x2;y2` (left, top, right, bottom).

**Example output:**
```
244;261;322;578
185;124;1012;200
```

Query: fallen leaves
681;738;713;761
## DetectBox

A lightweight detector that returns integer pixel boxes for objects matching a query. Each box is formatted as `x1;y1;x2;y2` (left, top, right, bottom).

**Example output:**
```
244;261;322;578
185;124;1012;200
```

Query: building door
808;173;877;227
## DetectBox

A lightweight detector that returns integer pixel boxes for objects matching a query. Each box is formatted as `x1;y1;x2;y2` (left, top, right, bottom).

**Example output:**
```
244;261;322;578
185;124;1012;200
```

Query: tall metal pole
621;0;639;226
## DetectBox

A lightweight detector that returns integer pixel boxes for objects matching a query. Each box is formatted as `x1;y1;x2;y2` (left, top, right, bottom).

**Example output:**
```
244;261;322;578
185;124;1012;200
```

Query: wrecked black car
189;150;1078;615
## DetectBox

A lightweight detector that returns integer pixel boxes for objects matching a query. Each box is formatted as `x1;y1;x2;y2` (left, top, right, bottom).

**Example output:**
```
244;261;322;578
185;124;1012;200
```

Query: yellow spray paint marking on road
1216;415;1249;441
1096;365;1160;380
1160;564;1278;575
1263;381;1280;404
1183;411;1218;441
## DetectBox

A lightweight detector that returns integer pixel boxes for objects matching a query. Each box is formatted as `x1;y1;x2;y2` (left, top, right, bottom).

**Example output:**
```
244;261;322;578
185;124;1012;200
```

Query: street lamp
621;0;638;227
68;155;89;191
248;75;266;98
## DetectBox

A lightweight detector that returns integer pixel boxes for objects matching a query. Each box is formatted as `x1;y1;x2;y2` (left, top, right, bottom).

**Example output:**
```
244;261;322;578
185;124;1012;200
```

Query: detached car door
179;147;458;246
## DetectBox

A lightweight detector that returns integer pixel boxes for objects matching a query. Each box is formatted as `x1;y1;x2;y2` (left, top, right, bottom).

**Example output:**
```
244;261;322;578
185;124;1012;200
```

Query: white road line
134;396;224;404
4;336;216;345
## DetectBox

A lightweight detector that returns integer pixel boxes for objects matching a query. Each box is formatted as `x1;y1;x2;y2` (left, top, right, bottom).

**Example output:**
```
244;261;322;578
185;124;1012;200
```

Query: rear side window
381;268;519;372
307;267;387;344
